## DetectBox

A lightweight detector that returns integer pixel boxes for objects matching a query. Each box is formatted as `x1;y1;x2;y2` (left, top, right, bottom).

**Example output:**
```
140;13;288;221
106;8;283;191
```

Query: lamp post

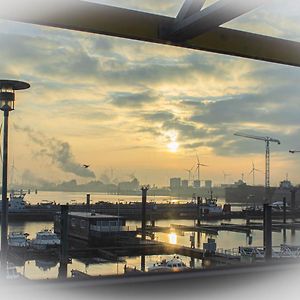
0;80;30;272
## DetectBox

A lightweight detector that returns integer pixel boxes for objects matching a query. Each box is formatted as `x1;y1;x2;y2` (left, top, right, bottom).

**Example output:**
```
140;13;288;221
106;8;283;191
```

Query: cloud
109;90;158;107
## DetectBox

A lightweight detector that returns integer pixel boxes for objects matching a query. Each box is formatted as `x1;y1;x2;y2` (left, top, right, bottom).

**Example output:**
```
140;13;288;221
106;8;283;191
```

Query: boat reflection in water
35;259;59;271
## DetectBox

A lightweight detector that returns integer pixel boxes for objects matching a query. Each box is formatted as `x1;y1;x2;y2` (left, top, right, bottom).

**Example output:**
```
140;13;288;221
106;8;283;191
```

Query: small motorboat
8;232;29;250
148;256;190;273
30;229;60;250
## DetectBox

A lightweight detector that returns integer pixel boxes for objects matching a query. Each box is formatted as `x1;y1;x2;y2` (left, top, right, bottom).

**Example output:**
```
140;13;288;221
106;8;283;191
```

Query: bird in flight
83;164;90;168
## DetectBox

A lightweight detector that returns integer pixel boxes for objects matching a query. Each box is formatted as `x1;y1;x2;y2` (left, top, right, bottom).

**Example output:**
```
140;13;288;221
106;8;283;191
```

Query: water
2;191;300;279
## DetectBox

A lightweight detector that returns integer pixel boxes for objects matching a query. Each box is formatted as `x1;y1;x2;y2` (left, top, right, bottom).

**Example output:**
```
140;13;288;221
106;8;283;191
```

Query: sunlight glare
167;141;179;153
168;232;177;245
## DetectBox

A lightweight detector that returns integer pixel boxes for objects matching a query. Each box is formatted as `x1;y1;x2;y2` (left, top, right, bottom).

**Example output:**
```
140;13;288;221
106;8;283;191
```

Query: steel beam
0;0;299;67
176;0;206;21
165;0;270;41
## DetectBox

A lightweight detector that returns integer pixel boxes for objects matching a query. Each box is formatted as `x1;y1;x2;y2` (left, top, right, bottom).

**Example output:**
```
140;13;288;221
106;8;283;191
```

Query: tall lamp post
0;80;30;272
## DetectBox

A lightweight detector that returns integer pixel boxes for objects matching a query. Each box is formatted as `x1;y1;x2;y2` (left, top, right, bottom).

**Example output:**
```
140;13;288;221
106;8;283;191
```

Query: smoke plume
15;124;96;178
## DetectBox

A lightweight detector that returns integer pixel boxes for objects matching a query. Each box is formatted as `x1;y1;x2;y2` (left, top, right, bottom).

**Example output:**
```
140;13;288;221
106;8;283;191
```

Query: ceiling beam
0;0;299;67
176;0;206;21
164;0;270;41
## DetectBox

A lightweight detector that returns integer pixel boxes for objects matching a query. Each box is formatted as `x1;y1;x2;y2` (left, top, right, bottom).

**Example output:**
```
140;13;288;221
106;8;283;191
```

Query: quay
2;202;300;221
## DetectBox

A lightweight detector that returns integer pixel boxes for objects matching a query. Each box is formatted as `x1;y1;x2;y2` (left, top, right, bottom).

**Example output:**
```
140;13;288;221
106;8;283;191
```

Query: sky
0;0;300;187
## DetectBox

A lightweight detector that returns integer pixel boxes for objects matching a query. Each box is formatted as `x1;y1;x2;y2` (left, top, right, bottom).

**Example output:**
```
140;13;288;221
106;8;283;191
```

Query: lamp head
0;80;30;111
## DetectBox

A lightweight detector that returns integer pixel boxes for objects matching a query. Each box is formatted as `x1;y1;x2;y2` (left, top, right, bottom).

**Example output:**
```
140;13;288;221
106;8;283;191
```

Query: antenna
248;161;261;186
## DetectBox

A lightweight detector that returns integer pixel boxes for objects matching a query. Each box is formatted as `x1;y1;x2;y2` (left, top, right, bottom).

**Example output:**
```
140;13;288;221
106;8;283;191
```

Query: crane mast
234;133;280;202
265;140;270;194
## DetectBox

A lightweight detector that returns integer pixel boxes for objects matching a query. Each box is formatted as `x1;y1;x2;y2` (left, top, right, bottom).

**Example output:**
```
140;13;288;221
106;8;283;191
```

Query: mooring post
141;255;145;272
283;197;287;224
263;204;272;261
141;186;149;241
197;196;201;227
86;193;91;210
58;204;69;279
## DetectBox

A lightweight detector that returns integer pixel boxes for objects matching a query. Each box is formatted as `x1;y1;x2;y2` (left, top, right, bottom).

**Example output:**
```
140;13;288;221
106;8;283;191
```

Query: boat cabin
54;211;134;244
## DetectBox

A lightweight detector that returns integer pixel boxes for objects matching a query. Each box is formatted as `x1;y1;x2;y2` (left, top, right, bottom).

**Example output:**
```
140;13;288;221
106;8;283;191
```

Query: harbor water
1;191;299;279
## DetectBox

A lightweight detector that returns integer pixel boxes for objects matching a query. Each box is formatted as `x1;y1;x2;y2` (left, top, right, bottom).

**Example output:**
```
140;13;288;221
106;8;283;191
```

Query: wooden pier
139;221;300;236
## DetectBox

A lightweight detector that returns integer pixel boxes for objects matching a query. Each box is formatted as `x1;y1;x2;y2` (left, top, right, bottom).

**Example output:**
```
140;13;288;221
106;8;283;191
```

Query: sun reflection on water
168;232;177;244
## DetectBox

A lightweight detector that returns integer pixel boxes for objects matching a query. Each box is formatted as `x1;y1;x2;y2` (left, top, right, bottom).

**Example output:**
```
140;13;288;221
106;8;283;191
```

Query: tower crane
234;133;280;193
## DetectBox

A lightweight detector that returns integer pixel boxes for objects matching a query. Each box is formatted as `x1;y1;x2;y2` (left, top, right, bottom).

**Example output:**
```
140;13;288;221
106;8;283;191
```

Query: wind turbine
195;154;208;183
184;165;194;182
249;162;261;186
234;132;280;190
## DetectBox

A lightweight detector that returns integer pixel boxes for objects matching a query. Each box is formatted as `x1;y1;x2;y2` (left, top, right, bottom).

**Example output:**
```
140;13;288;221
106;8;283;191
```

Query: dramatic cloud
0;0;299;185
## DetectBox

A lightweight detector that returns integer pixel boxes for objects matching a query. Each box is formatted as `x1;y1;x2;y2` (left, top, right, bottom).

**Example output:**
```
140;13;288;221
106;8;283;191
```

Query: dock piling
263;204;272;260
58;204;69;279
141;186;149;241
283;197;287;224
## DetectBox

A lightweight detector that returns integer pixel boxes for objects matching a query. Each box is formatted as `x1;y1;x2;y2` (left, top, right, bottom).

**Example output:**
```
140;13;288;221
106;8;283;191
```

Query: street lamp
0;80;30;273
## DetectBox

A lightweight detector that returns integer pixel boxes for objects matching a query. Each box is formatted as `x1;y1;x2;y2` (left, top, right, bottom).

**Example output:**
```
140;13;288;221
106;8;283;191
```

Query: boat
124;265;142;274
30;229;60;250
8;232;29;249
193;190;223;214
148;256;190;273
0;190;27;212
271;201;288;211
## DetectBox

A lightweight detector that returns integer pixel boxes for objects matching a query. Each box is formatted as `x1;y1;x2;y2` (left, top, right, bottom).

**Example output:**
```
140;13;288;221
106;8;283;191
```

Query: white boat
8;232;29;249
148;256;190;273
271;201;288;211
0;190;27;212
193;191;223;214
30;229;60;250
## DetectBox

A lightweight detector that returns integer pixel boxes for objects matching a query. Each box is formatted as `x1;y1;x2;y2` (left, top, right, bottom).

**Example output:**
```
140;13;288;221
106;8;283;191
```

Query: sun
167;141;179;153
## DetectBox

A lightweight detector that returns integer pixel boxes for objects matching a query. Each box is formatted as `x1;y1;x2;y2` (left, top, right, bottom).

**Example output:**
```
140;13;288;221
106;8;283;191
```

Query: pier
138;221;300;237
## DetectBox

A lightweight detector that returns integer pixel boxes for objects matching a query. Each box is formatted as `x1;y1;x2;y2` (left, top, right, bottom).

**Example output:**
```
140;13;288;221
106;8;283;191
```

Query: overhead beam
165;0;270;41
0;0;299;67
176;0;206;21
